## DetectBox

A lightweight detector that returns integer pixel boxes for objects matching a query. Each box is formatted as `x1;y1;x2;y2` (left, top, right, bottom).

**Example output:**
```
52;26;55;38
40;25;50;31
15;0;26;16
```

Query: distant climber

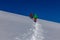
29;13;38;22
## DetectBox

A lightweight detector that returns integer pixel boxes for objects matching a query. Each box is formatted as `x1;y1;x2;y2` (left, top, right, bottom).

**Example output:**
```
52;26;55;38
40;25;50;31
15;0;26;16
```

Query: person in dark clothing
29;13;33;18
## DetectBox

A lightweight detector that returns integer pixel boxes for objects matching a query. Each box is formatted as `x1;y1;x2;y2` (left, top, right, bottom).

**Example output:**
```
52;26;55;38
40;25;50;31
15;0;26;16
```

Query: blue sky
0;0;60;23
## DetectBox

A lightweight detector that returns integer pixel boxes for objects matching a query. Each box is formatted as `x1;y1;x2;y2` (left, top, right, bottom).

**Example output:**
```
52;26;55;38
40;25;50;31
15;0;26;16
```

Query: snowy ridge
0;10;44;40
0;10;60;40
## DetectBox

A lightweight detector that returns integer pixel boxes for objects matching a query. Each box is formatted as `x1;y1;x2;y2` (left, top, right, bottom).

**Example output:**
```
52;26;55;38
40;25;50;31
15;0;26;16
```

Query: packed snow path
31;22;44;40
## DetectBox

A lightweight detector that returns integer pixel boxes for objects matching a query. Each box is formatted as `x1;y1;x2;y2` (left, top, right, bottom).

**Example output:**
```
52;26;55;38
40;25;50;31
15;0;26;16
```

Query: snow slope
0;10;60;40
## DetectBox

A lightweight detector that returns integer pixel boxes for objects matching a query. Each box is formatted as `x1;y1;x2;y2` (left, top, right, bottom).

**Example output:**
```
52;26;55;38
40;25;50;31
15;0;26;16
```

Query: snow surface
0;10;60;40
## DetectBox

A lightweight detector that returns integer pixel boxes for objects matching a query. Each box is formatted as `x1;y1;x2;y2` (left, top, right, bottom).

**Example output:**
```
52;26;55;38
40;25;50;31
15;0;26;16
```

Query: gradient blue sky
0;0;60;23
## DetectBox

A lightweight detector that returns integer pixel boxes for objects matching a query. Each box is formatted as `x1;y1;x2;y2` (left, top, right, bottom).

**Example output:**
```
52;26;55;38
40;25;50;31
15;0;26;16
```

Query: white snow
31;22;44;40
0;10;60;40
